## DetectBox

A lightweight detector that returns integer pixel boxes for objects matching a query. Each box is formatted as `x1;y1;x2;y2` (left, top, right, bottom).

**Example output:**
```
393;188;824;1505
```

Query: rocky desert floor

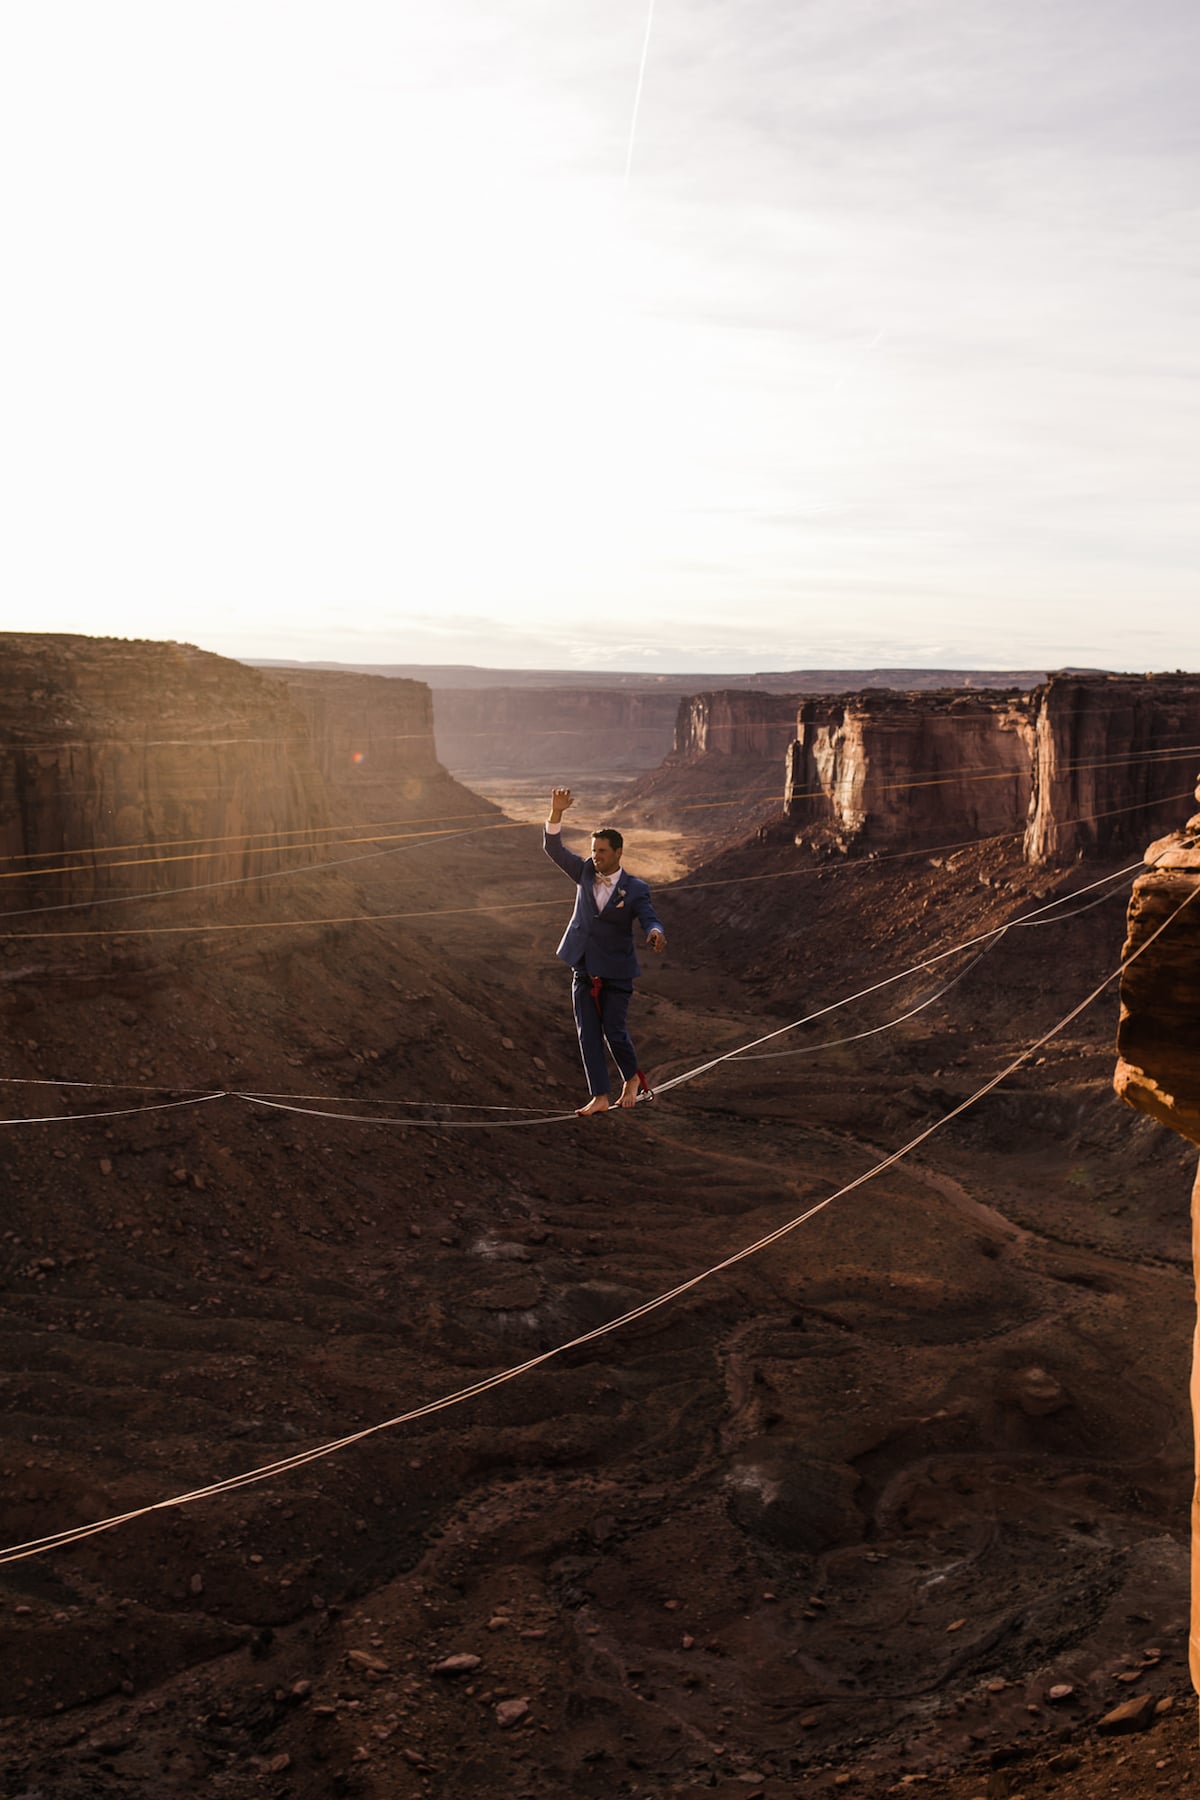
1;791;1198;1798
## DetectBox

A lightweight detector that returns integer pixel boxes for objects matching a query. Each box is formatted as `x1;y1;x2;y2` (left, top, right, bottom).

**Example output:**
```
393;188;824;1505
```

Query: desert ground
1;774;1197;1798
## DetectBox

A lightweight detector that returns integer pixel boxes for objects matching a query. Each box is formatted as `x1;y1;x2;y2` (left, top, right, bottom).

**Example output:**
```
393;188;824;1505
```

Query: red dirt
1;806;1197;1798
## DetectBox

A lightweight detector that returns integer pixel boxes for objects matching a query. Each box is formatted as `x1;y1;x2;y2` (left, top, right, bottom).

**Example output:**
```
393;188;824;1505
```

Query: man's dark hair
592;826;624;852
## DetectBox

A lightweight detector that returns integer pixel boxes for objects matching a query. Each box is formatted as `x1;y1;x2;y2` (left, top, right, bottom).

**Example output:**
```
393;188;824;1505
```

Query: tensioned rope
0;787;1190;944
732;878;1136;1066
0;820;521;885
0;1093;225;1128
2;880;1192;1568
0;803;506;866
0;820;521;923
0;862;1140;1128
652;861;1143;1096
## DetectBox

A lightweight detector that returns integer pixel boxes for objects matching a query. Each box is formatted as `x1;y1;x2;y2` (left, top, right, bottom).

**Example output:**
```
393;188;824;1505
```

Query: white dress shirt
546;820;622;911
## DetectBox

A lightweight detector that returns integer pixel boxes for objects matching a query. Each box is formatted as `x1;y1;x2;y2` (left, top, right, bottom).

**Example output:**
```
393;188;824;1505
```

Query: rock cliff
778;675;1200;865
785;689;1034;853
1114;781;1200;1696
672;689;800;760
0;635;328;912
613;690;801;836
0;641;480;918
271;667;481;824
1114;780;1200;1145
429;685;680;780
1025;673;1200;864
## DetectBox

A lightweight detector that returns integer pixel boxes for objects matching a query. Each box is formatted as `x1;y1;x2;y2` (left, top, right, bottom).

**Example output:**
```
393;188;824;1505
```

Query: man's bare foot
618;1077;641;1109
576;1095;611;1116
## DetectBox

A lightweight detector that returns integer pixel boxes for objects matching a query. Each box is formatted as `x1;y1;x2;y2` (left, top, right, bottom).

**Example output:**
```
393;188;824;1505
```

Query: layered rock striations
1025;673;1200;865
786;690;1034;854
1114;782;1200;1146
271;666;484;824
779;675;1200;866
616;690;801;835
0;640;498;925
673;690;800;761
0;635;329;912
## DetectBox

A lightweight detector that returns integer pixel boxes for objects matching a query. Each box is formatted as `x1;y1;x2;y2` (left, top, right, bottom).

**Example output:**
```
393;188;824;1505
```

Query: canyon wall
271;667;484;824
1024;673;1200;864
0;640;478;919
779;675;1200;864
1114;783;1200;1145
672;690;800;760
429;686;681;780
1113;784;1200;1695
785;690;1035;854
613;691;801;836
0;635;329;912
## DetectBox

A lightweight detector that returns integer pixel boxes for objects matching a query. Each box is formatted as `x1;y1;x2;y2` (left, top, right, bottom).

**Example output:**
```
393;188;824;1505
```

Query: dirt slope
1;804;1196;1799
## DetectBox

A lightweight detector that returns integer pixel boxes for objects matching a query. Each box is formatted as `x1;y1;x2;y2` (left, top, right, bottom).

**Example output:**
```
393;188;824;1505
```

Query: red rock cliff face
1114;787;1200;1145
1113;785;1200;1695
785;690;1034;853
0;635;329;912
672;690;800;760
270;668;470;824
1025;674;1200;865
612;691;801;836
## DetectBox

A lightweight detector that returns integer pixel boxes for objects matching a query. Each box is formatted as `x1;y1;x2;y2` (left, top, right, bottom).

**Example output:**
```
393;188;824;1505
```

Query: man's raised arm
544;785;584;881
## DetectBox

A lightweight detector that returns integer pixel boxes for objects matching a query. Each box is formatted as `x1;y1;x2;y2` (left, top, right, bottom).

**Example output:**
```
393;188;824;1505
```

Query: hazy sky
1;1;1196;672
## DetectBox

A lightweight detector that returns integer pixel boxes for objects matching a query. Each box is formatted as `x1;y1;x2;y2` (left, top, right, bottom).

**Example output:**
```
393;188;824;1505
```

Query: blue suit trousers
572;970;639;1097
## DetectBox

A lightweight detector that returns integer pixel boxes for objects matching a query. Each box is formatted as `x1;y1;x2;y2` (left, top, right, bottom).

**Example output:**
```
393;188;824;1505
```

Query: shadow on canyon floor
0;807;1196;1799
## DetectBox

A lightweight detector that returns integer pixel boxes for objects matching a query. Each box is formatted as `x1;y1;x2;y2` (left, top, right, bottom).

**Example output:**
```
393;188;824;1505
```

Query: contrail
624;0;657;184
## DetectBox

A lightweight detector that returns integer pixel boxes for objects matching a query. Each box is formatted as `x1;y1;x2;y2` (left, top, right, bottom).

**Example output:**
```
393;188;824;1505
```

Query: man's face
591;835;620;876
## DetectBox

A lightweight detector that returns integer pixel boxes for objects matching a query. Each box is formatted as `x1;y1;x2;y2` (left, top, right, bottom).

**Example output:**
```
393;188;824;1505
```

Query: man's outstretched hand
548;786;575;824
647;928;666;954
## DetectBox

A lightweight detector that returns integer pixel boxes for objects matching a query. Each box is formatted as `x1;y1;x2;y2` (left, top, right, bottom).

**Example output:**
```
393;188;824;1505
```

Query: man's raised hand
548;786;575;824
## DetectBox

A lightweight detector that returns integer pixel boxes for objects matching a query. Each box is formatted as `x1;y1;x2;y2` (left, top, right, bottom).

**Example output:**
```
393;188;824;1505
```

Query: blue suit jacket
544;829;666;979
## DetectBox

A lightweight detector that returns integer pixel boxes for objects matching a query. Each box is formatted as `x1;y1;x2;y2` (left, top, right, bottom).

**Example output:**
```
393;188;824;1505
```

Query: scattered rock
495;1697;530;1729
347;1649;390;1675
433;1653;482;1677
1047;1748;1081;1773
1097;1693;1157;1734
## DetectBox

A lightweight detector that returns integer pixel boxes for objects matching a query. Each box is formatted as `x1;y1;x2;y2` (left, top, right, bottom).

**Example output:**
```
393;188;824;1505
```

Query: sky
0;0;1196;674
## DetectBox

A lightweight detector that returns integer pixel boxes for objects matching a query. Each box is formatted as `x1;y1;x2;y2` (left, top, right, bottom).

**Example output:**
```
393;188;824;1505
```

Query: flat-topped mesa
0;635;328;911
270;667;466;823
785;689;1034;854
1025;673;1200;865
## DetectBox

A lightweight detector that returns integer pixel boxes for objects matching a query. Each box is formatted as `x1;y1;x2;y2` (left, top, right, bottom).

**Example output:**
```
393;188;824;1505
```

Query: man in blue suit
544;784;667;1115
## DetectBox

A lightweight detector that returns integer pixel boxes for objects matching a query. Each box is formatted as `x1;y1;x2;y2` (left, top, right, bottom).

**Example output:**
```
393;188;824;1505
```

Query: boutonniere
617;886;627;899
